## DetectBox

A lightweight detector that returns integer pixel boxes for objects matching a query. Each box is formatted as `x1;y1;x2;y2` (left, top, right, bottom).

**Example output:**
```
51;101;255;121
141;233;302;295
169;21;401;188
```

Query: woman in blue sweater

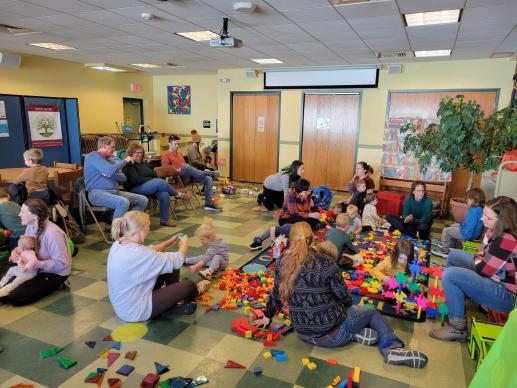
386;181;434;240
254;221;428;369
441;188;485;248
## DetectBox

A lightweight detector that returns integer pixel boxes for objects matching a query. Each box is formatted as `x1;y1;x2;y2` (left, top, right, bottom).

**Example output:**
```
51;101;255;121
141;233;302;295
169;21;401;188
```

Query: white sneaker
199;268;214;280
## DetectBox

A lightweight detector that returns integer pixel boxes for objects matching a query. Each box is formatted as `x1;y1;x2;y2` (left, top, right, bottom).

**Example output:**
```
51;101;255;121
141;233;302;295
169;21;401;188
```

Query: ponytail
111;211;150;241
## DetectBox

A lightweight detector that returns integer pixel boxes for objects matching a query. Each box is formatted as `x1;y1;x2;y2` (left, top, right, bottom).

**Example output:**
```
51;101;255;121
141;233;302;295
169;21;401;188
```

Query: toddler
249;223;292;251
0;236;37;297
326;213;358;257
315;240;338;261
186;218;229;280
12;148;49;203
341;180;367;215
370;239;414;285
362;193;390;231
441;188;485;249
346;204;362;235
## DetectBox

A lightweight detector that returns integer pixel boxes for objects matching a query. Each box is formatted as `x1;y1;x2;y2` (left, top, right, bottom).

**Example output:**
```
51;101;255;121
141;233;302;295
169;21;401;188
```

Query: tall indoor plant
401;95;517;221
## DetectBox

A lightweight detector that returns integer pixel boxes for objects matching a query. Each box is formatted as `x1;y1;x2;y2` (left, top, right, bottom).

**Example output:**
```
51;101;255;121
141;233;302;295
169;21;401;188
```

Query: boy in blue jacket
441;188;485;248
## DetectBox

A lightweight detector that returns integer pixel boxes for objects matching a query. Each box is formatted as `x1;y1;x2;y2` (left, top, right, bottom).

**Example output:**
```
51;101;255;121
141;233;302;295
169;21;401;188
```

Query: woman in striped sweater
430;196;517;342
257;160;304;210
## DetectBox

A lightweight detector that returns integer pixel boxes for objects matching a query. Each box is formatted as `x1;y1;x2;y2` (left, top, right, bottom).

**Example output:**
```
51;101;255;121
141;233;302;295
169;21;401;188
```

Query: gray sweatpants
441;223;464;248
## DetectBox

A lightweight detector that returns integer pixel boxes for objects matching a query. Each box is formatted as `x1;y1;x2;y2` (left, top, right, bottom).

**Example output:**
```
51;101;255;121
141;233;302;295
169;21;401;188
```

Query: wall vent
378;51;414;59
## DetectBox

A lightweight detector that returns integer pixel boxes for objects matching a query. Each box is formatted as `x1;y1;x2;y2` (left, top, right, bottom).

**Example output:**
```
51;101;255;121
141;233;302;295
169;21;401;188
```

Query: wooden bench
379;177;450;217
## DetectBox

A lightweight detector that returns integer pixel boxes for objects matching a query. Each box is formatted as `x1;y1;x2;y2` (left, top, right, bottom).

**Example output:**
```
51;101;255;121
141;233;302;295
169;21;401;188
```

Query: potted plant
401;95;517;223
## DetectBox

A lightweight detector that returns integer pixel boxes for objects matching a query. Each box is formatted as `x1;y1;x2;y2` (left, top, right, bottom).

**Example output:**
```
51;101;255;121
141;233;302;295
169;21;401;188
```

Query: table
0;167;72;184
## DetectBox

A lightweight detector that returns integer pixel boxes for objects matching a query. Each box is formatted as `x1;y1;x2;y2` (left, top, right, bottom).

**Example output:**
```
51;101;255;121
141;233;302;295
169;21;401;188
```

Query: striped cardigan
475;233;517;295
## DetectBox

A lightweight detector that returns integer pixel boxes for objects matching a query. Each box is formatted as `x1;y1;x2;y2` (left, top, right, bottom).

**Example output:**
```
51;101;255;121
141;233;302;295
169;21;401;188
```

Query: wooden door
302;94;360;190
232;94;279;182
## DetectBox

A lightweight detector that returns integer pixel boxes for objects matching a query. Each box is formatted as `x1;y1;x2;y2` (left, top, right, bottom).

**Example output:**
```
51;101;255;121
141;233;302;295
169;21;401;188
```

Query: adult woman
258;160;304;210
107;211;207;322
123;143;191;227
1;198;71;306
352;162;375;194
430;196;517;342
254;222;428;368
386;181;433;240
278;179;320;230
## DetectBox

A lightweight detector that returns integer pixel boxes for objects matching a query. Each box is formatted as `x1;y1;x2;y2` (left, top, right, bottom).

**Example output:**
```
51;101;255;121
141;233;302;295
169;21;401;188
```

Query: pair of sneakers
249;237;263;251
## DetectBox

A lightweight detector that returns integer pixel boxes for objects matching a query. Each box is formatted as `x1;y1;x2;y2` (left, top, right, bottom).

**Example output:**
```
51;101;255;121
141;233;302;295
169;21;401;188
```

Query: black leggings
0;272;68;306
386;214;432;240
150;269;198;318
262;187;284;210
279;216;320;231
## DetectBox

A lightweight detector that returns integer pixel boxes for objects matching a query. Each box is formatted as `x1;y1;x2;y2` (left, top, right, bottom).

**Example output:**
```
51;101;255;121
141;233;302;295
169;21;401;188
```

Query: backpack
312;186;333;210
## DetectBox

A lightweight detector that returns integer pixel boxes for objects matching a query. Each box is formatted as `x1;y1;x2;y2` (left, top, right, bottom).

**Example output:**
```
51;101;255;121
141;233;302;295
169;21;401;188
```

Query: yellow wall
0;54;154;134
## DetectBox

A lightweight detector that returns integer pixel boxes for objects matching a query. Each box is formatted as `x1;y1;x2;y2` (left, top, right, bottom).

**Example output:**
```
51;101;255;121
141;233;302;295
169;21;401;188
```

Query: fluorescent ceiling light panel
250;58;283;64
404;9;461;27
414;49;451;57
130;63;160;68
28;42;77;50
175;31;219;42
85;63;127;72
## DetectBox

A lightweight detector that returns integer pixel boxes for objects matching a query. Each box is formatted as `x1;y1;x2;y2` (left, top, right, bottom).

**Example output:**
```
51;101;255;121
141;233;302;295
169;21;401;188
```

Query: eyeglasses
414;189;425;192
133;151;144;155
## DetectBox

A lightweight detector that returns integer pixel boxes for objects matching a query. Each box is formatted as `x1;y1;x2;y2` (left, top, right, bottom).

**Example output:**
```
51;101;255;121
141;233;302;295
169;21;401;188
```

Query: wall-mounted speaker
0;52;21;68
388;64;402;74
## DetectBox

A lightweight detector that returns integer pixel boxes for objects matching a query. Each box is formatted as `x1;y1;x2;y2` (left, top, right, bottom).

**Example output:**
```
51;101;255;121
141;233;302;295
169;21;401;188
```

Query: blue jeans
179;164;213;206
88;189;148;220
257;224;292;242
301;306;404;356
443;249;515;318
130;179;179;222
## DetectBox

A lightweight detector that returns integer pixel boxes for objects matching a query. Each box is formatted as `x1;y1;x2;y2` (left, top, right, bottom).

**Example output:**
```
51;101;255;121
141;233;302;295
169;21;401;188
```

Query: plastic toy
107;352;120;367
57;356;77;369
125;350;137;360
269;234;288;259
40;346;63;359
154;361;170;375
107;377;122;388
116;364;134;376
141;373;159;388
85;341;96;349
225;360;246;369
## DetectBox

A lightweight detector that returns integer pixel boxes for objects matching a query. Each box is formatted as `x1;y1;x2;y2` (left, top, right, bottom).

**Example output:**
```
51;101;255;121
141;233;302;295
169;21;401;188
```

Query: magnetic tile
187;357;247;387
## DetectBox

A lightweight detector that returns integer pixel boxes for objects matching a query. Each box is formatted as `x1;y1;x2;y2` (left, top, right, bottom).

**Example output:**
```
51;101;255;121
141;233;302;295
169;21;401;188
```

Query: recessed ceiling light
176;31;219;42
404;9;461;27
414;50;451;58
85;63;128;72
250;58;283;64
28;42;77;50
130;63;161;69
490;52;514;59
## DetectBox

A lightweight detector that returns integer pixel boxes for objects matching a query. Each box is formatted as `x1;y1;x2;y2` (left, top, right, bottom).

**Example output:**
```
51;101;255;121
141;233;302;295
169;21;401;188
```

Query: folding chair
51;169;84;239
75;178;112;244
154;166;197;218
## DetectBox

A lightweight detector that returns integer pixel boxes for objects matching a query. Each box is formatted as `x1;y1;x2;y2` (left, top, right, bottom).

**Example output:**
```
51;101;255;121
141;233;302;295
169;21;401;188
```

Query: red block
377;191;405;216
263;340;277;347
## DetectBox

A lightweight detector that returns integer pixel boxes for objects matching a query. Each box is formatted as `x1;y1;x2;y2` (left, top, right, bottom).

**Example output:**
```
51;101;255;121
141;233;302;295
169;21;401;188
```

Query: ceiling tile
397;0;465;14
466;0;516;8
407;23;459;41
282;6;342;23
24;0;100;12
462;4;517;22
259;0;330;11
357;26;406;39
76;9;134;25
80;0;143;8
348;15;404;30
454;39;501;49
335;0;399;19
153;0;225;19
457;29;513;41
0;1;60;17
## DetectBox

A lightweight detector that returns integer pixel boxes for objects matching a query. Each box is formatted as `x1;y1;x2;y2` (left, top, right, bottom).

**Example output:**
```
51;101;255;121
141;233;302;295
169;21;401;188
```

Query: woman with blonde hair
107;211;207;322
254;222;428;369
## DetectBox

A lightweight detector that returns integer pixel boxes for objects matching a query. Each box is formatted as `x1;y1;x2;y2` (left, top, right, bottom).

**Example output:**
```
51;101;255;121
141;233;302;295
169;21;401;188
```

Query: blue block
270;349;285;356
276;354;287;362
212;306;220;311
112;342;121;350
281;327;294;336
273;323;285;332
338;382;347;388
253;367;262;375
116;364;134;376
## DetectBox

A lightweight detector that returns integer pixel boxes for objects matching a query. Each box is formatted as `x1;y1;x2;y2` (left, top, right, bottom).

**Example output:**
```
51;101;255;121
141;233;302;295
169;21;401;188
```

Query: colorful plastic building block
116;364;134;376
40;346;64;359
253;367;262;375
326;358;337;365
225;360;246;369
301;358;310;366
57;356;77;369
307;362;318;370
85;341;96;349
125;350;137;360
276;353;287;362
107;352;120;367
154;361;170;375
141;373;160;388
263;351;272;359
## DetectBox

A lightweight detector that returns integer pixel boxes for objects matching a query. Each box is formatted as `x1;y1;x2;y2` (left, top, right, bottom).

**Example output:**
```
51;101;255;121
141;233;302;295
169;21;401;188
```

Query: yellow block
353;366;361;382
301;358;310;365
243;300;249;306
263;352;272;359
111;323;148;342
245;330;253;339
278;312;284;319
284;320;292;327
308;362;318;370
244;306;251;314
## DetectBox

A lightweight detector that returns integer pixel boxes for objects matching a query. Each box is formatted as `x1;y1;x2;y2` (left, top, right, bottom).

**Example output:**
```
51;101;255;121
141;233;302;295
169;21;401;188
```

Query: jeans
386;214;432;240
88;189;148;220
130;179;178;222
303;305;404;356
441;224;464;248
443;250;515;318
257;224;292;242
179;164;213;206
262;187;284;210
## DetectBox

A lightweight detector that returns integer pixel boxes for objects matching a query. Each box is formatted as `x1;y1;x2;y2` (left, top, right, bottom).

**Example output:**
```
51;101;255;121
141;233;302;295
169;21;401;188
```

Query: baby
0;236;37;297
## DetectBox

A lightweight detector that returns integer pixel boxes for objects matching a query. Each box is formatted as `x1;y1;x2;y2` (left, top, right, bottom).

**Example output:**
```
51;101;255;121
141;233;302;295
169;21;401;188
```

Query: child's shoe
383;348;428;368
249;237;263;251
199;268;214;280
196;280;212;293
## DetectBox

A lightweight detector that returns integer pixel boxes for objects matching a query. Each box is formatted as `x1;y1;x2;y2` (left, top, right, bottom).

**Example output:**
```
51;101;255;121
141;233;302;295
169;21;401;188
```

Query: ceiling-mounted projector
209;18;242;48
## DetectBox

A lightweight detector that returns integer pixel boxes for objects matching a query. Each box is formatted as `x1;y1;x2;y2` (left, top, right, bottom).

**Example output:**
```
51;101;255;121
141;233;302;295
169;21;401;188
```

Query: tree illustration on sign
35;114;55;137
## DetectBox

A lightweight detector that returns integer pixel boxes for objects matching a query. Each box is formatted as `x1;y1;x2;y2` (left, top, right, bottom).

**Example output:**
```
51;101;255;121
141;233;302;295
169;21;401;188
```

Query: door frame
229;91;281;181
300;90;363;191
122;97;144;130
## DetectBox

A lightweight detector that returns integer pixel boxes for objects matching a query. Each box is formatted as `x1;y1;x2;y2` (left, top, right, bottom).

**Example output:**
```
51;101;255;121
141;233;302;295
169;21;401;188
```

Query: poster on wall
27;104;63;147
167;85;191;115
0;101;9;137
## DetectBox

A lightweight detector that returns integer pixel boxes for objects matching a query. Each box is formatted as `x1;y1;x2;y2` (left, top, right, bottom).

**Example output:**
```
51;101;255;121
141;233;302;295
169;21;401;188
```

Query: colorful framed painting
167;85;191;115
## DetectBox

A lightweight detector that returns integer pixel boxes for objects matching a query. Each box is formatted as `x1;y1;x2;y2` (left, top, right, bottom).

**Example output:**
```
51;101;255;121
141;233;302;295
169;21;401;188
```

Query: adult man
161;135;220;211
84;136;148;220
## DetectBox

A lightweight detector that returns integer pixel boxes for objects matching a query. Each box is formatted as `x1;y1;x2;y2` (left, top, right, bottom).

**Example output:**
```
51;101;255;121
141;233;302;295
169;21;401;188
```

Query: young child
441;188;485;249
315;240;338;261
249;223;292;251
346;204;362;235
0;236;37;297
186;218;229;280
370;239;414;285
326;213;359;257
341;180;367;215
362;193;390;232
0;188;25;251
12;148;49;203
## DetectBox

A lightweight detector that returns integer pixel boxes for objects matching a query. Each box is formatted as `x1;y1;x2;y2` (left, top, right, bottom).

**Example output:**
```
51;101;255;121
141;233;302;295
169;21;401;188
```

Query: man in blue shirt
84;136;148;220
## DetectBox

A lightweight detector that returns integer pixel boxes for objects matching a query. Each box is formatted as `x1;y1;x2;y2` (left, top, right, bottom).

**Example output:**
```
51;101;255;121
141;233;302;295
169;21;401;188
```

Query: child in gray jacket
187;218;229;280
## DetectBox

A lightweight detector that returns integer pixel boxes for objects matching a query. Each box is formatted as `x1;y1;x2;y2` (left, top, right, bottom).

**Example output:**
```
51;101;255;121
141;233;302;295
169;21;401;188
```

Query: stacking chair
468;317;504;370
51;169;84;238
154;166;197;218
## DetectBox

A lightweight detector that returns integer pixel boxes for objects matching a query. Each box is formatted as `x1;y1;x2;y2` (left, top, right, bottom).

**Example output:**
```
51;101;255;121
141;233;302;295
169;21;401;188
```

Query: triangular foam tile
111;342;121;351
103;335;113;341
85;341;96;349
224;360;246;369
57;356;77;369
107;352;120;367
125;350;137;360
154;361;170;375
107;377;122;388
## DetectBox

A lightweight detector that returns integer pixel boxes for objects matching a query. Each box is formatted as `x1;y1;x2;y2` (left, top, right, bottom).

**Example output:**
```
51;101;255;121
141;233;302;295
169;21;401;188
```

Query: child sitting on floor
0;236;37;297
11;148;49;203
362;193;390;232
370;239;414;285
440;188;485;249
346;204;362;235
315;240;338;260
326;213;358;257
186;218;229;280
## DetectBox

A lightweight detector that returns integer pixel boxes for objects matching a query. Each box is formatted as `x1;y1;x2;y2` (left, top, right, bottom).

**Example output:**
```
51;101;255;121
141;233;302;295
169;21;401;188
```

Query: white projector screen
264;68;378;89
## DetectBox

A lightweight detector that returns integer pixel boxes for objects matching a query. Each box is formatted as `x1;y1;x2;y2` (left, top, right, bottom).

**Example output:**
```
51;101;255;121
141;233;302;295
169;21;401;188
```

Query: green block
160;379;172;388
40;346;64;359
57;356;77;369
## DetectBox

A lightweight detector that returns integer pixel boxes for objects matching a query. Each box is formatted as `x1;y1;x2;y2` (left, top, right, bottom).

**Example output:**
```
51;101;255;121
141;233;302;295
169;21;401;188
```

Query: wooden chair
154;166;197;217
53;168;83;203
54;161;79;170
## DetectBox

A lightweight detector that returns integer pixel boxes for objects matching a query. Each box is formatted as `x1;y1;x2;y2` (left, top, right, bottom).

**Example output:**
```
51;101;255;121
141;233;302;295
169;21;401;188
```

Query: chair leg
85;201;111;244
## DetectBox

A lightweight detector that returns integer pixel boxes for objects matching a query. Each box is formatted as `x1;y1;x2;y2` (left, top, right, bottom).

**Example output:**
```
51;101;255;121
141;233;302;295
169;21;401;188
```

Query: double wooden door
302;93;360;191
231;93;279;182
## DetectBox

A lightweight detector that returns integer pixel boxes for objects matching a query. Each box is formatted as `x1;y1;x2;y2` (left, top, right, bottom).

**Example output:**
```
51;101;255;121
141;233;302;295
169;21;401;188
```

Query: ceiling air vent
0;24;35;35
378;51;414;59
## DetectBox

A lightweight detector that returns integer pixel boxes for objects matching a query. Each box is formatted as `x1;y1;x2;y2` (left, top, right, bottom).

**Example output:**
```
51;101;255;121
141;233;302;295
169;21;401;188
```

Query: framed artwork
167;85;191;115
